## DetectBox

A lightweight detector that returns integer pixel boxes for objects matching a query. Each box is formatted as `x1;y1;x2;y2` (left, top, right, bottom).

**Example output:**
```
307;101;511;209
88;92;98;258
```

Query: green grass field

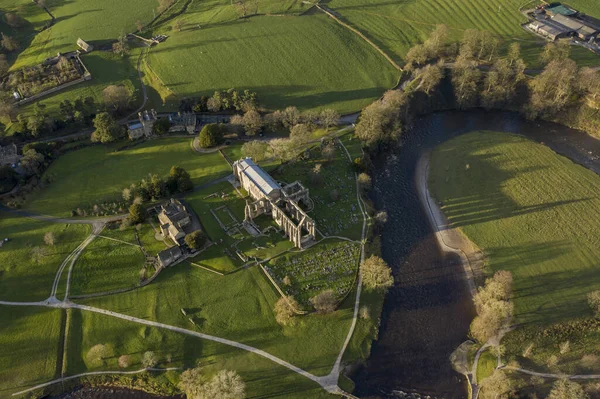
146;10;399;113
24;138;231;217
325;0;600;69
70;237;145;296
477;349;496;382
8;0;157;69
0;212;90;301
0;307;62;397
63;308;335;398
80;264;355;376
429;131;600;326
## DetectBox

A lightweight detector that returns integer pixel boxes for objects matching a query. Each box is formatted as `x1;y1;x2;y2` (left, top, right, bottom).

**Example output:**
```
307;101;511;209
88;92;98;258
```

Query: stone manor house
0;144;20;166
233;158;316;249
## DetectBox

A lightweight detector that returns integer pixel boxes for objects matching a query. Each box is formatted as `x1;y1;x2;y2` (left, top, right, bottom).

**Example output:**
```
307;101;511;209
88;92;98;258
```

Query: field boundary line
189;261;225;276
315;4;402;72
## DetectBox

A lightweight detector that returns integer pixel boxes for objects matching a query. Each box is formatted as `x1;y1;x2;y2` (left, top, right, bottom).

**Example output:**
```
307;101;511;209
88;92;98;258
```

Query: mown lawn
70;237;145;296
80;264;355;377
0;212;90;301
477;349;496;382
24;138;231;217
325;0;600;69
0;307;62;397
64;308;336;398
10;0;157;69
147;11;399;113
429;131;600;326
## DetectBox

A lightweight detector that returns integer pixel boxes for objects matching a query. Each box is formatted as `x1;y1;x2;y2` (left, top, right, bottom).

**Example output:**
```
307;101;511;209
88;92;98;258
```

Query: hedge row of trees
122;165;194;208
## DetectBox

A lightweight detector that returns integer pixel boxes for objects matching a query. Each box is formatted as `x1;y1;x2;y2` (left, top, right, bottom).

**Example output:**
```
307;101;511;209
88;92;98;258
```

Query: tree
178;367;206;398
459;29;498;62
470;271;513;343
588;290;600;317
355;100;402;147
1;33;19;52
507;42;521;66
310;290;337;313
264;111;284;132
27;115;46;137
198;123;224;148
0;54;9;77
20;149;45;176
135;20;144;32
103;85;131;112
547;379;588;399
301;110;319;131
424;24;449;59
320;109;340;130
322;143;336;163
357;172;372;192
270;138;295;162
274;296;299;326
415;63;444;94
360;255;394;291
168;166;193;193
157;0;176;13
142;351;158;368
481;57;525;110
5;13;26;28
290;123;311;144
282;106;300;129
242;141;271;162
405;44;429;69
31;246;49;264
541;39;570;64
242;109;263;136
185;231;207;250
118;354;131;368
204;369;246;399
479;370;513;399
153;118;171;135
451;57;481;109
112;33;130;57
173;19;184;32
44;232;56;246
91;112;123;143
528;59;577;119
207;96;222;112
129;203;146;224
359;305;370;319
86;344;110;367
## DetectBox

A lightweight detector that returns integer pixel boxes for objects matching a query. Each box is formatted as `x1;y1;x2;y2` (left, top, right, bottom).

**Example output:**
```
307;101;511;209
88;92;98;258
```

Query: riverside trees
470;270;513;343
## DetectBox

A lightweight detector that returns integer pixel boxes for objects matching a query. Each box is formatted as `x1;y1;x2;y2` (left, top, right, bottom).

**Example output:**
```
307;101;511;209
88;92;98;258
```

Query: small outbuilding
157;246;183;267
76;38;93;52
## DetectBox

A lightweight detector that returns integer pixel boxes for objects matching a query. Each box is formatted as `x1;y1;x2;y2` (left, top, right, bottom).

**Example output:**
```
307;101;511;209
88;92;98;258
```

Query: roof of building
76;38;93;52
236;158;281;197
128;122;143;130
546;4;577;16
553;14;598;36
530;20;571;37
158;246;183;263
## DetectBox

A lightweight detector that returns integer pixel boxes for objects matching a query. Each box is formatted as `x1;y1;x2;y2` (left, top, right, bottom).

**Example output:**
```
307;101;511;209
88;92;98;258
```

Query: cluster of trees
470;270;513;343
123;166;194;211
91;112;125;143
184;230;207;250
179;367;246;399
355;90;407;148
206;89;258;113
480;372;588;399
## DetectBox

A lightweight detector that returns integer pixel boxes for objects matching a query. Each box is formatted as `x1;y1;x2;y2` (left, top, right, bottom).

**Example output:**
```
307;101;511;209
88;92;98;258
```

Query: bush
198;123;224;148
184;230;207;250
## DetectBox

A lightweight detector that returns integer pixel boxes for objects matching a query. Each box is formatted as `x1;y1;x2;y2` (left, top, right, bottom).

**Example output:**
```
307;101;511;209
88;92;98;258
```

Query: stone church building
232;158;316;249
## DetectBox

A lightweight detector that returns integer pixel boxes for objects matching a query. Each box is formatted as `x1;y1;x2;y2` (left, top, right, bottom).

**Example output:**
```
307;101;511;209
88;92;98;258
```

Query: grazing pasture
429;131;600;326
0;212;90;301
325;0;600;68
23;138;231;217
0;307;62;397
146;12;400;113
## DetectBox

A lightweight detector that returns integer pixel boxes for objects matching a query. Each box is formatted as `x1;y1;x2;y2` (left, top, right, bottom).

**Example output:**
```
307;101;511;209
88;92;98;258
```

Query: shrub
198;123;224;148
310;290;337;313
184;230;207;250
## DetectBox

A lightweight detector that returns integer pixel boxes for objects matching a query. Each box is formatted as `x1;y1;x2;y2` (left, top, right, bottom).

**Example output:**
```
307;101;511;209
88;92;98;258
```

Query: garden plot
266;240;360;307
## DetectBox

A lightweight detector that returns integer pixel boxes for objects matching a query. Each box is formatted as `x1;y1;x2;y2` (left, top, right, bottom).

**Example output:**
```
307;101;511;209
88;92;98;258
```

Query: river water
353;110;600;398
55;111;600;399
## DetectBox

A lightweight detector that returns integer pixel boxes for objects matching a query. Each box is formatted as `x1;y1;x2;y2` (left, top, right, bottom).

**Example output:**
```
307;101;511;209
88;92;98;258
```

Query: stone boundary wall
16;74;91;107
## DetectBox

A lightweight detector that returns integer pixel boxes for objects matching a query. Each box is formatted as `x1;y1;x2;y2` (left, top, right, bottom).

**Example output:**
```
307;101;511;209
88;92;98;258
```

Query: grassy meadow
325;0;600;68
429;131;600;326
0;307;63;397
63;308;336;399
0;212;90;302
23;138;231;217
69;237;145;296
146;11;399;113
80;264;356;377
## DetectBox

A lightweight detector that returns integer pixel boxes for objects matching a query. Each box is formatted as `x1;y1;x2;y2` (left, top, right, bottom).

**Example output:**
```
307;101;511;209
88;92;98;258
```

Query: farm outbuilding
552;14;599;40
76;38;93;52
528;20;571;40
545;4;577;17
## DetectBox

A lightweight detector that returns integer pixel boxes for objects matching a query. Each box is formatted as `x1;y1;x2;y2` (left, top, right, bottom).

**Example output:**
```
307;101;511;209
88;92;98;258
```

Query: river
353;110;600;398
54;111;600;399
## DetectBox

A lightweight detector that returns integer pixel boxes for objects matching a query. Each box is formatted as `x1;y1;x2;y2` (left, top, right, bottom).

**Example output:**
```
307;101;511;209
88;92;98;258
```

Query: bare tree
274;296;299;326
290;123;311;144
103;85;131;112
112;33;130;57
118;354;132;368
173;19;184;32
479;370;513;399
31;246;49;264
242;109;263;136
310;290;337;313
548;379;589;399
242;141;271;161
44;232;56;246
1;33;19;52
320;109;340;130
